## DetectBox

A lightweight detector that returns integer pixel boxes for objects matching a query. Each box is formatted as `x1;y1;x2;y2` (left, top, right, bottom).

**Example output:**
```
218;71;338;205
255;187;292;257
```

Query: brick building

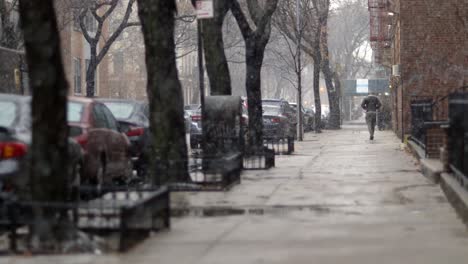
60;12;110;98
369;0;468;143
107;0;198;104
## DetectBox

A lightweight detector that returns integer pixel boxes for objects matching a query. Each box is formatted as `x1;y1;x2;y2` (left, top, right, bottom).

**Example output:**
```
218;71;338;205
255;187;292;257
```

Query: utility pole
296;0;303;141
197;20;205;120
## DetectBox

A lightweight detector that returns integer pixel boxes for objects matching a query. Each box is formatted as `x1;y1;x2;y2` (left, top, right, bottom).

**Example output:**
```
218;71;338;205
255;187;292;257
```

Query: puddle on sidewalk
172;204;334;218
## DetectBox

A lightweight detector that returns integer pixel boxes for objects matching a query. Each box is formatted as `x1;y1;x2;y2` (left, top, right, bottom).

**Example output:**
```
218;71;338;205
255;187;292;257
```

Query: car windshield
0;101;17;127
263;105;281;115
67;102;85;122
103;102;135;119
262;100;282;107
184;105;200;111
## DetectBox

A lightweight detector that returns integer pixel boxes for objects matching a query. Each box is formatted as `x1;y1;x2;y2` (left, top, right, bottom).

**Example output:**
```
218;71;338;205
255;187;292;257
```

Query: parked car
98;98;148;176
289;103;313;132
262;104;292;138
184;104;200;116
184;104;200;133
0;94;83;201
68;97;132;186
310;105;330;129
304;108;315;131
262;99;297;138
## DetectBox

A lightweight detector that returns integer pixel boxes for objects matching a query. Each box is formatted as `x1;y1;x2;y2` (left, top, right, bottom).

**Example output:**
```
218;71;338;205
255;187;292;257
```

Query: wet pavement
4;124;468;263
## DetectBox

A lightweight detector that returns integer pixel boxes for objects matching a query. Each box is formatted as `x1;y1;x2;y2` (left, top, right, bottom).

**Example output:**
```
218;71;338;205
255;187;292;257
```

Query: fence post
8;202;17;252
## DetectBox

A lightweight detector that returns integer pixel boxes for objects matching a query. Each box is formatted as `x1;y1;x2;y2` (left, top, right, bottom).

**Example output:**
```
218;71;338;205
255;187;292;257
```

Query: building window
73;58;82;95
85;12;97;33
73;10;81;31
113;53;124;75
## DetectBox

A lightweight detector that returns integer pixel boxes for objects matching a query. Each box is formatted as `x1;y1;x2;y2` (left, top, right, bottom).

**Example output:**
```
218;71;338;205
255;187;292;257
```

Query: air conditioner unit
392;64;400;76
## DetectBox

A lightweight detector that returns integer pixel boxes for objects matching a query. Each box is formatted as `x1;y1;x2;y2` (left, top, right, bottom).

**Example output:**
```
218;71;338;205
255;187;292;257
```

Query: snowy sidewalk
4;125;468;264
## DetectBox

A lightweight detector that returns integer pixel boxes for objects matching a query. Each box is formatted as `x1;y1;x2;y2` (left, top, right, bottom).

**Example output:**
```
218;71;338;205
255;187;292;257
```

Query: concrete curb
440;173;468;227
406;138;445;184
420;158;444;184
407;139;425;160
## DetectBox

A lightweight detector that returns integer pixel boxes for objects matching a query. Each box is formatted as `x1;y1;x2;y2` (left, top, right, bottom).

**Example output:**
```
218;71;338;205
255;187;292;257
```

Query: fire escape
368;0;393;66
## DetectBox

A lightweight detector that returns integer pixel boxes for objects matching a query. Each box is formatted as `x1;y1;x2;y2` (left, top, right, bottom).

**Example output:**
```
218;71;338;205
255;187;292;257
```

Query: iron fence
243;148;275;170
410;98;433;149
263;136;295;155
0;186;170;254
448;93;468;187
158;152;243;192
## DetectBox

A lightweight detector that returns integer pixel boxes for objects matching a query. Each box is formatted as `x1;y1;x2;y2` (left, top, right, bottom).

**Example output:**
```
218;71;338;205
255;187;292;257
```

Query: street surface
4;124;468;263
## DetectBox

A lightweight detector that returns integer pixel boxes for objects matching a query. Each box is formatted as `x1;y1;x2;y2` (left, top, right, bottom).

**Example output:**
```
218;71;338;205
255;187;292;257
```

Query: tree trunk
137;0;190;183
19;0;69;250
245;39;267;149
312;33;322;133
320;6;340;130
0;0;18;49
322;58;340;129
201;0;231;95
86;45;97;97
333;72;342;123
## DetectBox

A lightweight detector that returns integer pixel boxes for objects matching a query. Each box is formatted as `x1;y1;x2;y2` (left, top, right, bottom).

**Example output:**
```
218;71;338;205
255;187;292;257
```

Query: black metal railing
448;92;468;187
0;186;170;254
263;136;295;155
410;98;433;149
243;147;275;170
157;153;243;192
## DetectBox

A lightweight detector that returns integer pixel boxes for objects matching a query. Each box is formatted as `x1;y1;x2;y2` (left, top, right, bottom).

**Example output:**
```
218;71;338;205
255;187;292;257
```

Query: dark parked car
262;105;292;138
0;94;83;201
262;99;296;138
68;97;132;186
304;108;315;131
98;98;149;176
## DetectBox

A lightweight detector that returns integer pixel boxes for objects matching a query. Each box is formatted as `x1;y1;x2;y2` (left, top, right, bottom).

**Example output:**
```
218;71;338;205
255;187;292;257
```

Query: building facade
60;12;110;98
369;0;468;140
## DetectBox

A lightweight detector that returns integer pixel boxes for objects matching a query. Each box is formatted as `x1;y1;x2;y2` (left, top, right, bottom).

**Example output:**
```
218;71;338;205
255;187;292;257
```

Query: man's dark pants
366;112;377;138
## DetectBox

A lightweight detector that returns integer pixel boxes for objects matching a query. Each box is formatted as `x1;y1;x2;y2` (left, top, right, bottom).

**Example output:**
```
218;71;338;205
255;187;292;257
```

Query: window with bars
73;58;82;95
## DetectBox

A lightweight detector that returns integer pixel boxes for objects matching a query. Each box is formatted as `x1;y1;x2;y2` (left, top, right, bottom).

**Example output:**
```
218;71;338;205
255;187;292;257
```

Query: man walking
361;93;382;140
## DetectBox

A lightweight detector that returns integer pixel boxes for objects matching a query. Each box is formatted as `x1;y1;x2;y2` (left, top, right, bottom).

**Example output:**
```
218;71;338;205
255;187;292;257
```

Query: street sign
196;0;214;19
356;79;369;94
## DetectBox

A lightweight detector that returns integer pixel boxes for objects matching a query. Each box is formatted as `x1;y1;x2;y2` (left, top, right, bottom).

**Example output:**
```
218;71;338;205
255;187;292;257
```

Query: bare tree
319;0;341;129
0;0;24;94
77;0;139;97
0;0;21;49
136;0;190;183
230;0;279;148
19;0;69;249
274;0;323;132
328;0;370;79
